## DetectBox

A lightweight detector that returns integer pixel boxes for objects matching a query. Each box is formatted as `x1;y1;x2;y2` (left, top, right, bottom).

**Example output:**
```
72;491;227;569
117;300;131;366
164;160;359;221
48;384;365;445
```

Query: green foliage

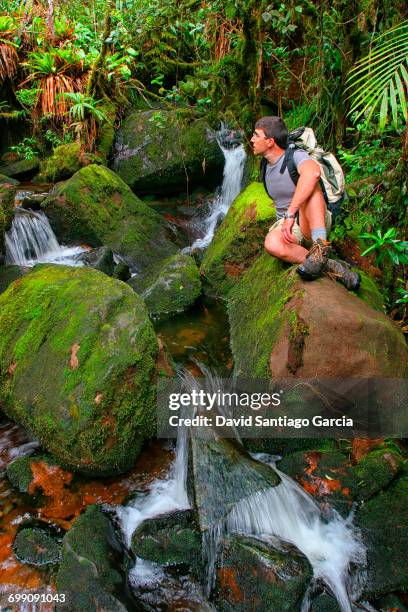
10;137;38;160
359;227;408;266
347;20;408;130
15;87;41;109
62;93;107;123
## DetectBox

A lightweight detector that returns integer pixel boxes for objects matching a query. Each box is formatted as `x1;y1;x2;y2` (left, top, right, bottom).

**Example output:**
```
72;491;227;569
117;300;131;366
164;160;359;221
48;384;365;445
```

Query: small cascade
5;208;85;267
116;421;189;548
224;455;366;612
186;129;247;251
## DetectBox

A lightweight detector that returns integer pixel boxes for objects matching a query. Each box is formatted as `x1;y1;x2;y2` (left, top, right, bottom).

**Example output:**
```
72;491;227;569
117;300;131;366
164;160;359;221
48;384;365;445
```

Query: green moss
0;184;15;253
6;454;54;493
56;505;124;610
0;264;159;475
200;182;276;298
0;157;39;179
357;271;386;312
345;447;403;500
13;527;61;566
227;253;294;377
39;143;84;182
129;253;201;317
42;164;177;271
131;510;202;575
114;110;224;194
356;467;408;596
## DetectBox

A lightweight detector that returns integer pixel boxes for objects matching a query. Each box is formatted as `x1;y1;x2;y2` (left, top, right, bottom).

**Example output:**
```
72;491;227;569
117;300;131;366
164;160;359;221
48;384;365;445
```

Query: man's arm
282;159;321;244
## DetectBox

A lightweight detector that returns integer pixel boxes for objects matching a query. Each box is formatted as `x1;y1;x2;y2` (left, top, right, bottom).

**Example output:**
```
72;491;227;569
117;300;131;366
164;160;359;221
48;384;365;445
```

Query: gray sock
311;227;327;242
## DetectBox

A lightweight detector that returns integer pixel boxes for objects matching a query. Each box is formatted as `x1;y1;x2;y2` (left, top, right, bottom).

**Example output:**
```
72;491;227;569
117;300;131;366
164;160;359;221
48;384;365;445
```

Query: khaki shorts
268;209;332;248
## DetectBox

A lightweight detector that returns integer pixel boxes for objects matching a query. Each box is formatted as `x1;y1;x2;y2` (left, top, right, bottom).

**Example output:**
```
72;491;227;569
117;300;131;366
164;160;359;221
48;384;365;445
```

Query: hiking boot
326;258;361;291
297;238;331;280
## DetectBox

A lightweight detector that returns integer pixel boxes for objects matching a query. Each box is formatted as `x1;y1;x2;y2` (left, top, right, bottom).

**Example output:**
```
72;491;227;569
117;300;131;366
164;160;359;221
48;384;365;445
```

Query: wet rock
43;164;177;272
113;261;131;281
0;265;29;294
200;182;275;298
191;437;280;531
356;469;408;597
228;253;408;378
6;453;54;493
0;173;19;185
129;253;201;318
0;264;160;476
0;157;40;180
79;246;115;276
310;592;340;611
214;535;312;611
113;109;224;195
131;509;203;575
278;446;403;515
375;593;408;611
13;526;61;566
56;505;127;611
38;143;87;182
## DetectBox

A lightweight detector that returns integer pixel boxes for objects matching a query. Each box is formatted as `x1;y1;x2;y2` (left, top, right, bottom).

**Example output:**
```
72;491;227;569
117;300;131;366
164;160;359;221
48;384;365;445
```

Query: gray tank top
264;149;310;219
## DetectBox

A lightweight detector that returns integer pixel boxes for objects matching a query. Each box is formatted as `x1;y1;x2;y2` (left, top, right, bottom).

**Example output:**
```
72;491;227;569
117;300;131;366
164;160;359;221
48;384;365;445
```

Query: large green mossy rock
200;182;276;298
113;109;224;194
0;265;159;476
0;157;39;179
0;173;19;185
356;469;408;596
128;253;201;317
56;505;126;611
42;164;177;272
39;143;85;182
131;509;203;575
214;535;312;612
228;253;408;378
7;454;55;493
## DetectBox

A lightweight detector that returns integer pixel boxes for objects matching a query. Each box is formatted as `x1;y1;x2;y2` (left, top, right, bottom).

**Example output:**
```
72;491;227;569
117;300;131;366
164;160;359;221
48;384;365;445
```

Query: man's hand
281;217;297;244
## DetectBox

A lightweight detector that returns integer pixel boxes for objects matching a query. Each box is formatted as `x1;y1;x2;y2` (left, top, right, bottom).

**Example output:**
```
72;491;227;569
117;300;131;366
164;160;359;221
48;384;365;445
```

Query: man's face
251;128;274;155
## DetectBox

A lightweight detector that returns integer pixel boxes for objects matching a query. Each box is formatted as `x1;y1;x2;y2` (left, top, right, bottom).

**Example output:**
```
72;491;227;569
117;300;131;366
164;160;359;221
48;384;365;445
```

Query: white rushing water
116;424;189;587
187;140;247;251
224;454;367;612
5;208;85;267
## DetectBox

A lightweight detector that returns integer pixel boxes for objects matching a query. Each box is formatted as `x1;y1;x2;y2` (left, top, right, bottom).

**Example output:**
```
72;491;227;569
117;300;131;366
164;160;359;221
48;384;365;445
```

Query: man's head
251;116;288;156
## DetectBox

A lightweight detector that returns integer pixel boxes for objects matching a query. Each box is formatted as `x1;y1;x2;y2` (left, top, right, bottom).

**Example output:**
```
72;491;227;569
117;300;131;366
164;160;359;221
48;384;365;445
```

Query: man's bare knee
264;232;286;259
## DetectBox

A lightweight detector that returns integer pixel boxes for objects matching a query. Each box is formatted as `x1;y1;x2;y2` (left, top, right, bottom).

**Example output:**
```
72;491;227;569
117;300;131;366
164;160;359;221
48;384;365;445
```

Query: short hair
255;116;288;149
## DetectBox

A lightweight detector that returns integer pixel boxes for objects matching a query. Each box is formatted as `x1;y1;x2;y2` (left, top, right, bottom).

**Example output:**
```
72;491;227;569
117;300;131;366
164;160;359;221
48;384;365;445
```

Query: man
251;116;360;290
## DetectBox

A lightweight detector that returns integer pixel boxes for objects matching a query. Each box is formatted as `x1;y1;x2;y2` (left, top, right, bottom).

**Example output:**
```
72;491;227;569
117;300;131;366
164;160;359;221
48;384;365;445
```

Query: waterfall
224;455;366;612
5;208;85;267
187;137;247;251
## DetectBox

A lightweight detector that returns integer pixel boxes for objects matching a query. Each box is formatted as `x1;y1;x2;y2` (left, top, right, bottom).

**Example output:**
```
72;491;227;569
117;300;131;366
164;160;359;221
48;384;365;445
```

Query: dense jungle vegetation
0;0;407;324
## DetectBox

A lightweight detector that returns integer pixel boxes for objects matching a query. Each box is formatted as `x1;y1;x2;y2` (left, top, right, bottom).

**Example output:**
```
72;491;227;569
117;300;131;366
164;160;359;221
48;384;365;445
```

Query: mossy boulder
355;469;408;596
13;527;61;566
0;157;39;180
200;182;276;298
42;164;177;272
131;509;203;575
79;246;115;276
0;264;160;476
129;253;201;317
214;535;312;611
39;143;85;182
228;253;408;378
112;109;224;194
7;453;54;493
56;505;126;611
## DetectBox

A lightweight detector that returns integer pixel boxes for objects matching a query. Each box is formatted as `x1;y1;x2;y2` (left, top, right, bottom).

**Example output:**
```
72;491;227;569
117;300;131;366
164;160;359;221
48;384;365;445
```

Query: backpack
260;127;346;223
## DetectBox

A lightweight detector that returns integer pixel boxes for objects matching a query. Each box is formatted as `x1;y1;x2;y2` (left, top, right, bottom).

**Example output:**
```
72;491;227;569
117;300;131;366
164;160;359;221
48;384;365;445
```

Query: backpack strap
279;144;299;186
259;157;269;196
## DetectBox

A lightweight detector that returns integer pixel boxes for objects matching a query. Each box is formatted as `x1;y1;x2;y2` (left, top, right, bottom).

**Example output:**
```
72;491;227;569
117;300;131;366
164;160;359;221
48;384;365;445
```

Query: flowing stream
186;139;246;251
5;208;85;267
